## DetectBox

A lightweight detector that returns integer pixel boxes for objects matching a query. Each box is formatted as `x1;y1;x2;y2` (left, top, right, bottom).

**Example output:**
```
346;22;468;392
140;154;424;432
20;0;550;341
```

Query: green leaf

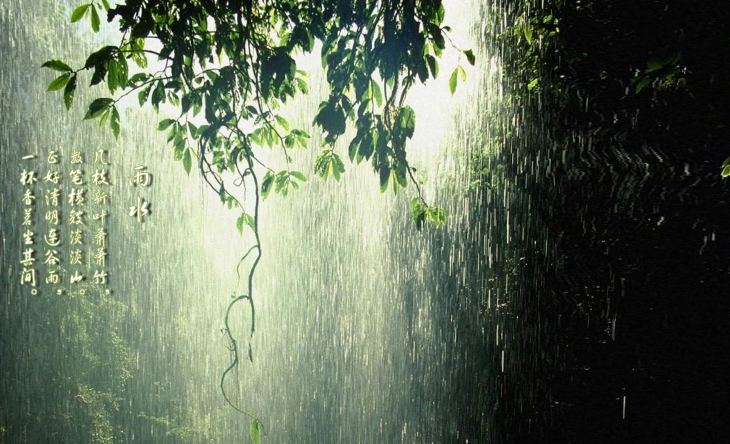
409;198;445;230
523;23;533;44
195;124;209;139
722;165;730;179
379;166;390;192
110;56;128;93
398;106;416;139
314;150;346;181
138;85;152;106
284;134;295;148
393;160;408;188
426;206;447;226
243;213;255;230
107;59;119;92
275;115;290;131
331;152;345;181
187;122;199;138
128;73;149;86
646;52;680;73
63;74;77;110
249;418;262;444
131;49;148;69
435;3;445;24
274;171;289;195
70;4;90;23
100;0;110;10
296;77;309;94
90;6;100;32
236;213;245;234
722;156;730;168
110;106;120;138
463;49;476;66
47;73;71;92
410;198;426;231
236;212;255;234
358;130;375;162
89;64;107;86
314;150;331;180
425;54;439;78
294;129;310;148
181;93;193;113
129;38;148;68
183;149;192;175
84;45;116;70
290;171;307;182
314;101;346;141
151;81;165;110
449;68;458;95
84;98;114;120
634;76;651;94
98;108;110;127
173;136;185;160
42;59;73;72
370;80;383;107
261;172;274;199
157;118;175;131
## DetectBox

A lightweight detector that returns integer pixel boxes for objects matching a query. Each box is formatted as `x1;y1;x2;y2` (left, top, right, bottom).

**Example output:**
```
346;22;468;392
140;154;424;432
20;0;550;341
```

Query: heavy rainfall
1;0;729;443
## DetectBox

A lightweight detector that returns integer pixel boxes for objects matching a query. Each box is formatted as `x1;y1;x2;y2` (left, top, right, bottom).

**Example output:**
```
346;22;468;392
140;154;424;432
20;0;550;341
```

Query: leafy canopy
45;0;474;225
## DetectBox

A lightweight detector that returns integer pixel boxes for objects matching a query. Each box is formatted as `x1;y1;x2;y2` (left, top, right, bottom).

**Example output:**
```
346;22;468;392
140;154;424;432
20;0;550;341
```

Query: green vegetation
43;1;473;441
0;285;132;444
44;0;473;220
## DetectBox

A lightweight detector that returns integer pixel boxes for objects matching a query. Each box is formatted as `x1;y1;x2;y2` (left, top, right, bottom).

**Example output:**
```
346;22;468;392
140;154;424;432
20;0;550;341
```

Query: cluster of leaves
44;1;472;440
499;9;560;95
44;0;474;227
410;197;446;229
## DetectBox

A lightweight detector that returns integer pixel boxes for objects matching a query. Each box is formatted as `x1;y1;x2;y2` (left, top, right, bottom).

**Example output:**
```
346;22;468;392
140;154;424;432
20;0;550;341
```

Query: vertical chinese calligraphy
18;147;113;294
67;149;85;286
129;165;152;223
19;155;38;293
91;149;111;285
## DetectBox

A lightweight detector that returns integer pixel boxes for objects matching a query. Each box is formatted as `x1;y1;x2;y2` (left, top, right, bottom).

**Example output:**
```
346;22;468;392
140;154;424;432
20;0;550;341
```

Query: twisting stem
194;131;263;429
219;294;257;419
216;146;263;432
